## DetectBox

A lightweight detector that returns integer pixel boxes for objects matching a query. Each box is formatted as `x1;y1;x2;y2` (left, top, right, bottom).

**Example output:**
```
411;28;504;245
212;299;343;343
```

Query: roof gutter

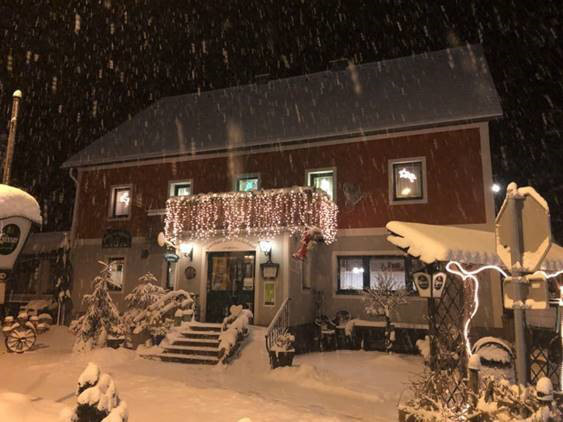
68;168;80;249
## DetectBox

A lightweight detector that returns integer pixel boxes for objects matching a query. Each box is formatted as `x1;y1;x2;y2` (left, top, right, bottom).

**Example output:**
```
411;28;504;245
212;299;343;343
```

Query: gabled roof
62;44;502;169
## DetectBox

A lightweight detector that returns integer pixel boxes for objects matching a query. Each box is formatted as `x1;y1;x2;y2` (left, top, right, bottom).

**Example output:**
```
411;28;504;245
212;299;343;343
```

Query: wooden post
2;90;22;185
468;353;481;406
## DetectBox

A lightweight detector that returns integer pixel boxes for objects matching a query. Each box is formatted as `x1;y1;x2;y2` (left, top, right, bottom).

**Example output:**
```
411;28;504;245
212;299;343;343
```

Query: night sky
0;1;561;241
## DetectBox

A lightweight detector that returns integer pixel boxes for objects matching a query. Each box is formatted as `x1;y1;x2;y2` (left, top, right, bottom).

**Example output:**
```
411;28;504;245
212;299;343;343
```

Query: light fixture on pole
179;242;194;261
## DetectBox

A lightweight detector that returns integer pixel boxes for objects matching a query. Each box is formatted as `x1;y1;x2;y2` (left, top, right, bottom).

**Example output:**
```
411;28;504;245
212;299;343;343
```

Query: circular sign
417;273;430;290
433;274;444;290
184;266;197;280
0;224;20;255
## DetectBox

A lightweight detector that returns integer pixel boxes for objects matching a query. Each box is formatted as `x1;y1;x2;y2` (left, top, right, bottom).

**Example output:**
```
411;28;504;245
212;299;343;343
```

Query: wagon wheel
5;326;37;353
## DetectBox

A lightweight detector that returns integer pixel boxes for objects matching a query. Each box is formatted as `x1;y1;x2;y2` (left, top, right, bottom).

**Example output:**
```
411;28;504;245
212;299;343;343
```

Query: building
63;45;504;336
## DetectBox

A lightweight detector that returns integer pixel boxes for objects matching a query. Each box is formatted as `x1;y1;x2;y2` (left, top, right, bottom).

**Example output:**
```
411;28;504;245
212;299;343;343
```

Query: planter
269;350;295;369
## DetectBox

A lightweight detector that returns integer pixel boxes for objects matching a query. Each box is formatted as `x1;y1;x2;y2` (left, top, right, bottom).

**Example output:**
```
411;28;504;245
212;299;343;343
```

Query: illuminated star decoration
398;168;417;183
119;191;130;206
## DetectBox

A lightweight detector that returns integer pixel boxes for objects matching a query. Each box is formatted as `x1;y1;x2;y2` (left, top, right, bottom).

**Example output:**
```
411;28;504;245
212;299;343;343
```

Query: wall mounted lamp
179;242;194;261
259;240;273;263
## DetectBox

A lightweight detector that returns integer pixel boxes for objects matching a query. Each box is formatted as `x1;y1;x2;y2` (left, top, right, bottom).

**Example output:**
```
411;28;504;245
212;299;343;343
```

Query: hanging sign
102;230;132;248
0;217;32;270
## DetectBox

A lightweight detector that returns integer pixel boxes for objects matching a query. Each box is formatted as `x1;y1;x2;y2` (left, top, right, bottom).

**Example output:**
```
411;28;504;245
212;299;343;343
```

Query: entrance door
206;251;255;322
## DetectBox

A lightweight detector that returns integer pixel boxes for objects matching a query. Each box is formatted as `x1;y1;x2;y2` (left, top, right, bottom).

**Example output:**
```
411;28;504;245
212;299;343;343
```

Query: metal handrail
265;297;290;353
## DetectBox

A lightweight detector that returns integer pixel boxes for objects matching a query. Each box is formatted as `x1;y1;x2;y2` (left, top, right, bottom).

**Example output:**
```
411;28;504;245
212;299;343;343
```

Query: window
388;158;427;204
110;186;131;218
235;175;260;192
337;255;410;294
107;257;125;292
169;180;192;197
307;169;335;200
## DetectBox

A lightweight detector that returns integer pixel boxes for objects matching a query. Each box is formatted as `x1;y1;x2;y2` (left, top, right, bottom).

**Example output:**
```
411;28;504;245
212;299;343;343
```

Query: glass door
206;251;255;322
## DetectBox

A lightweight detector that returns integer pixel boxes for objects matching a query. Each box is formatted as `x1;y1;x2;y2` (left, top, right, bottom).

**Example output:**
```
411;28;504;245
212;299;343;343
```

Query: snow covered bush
70;263;124;352
271;329;295;353
67;362;128;422
129;288;194;344
363;270;408;353
122;273;167;343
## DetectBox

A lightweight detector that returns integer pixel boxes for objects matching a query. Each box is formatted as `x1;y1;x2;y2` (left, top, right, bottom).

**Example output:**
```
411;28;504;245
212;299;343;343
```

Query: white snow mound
0;184;42;224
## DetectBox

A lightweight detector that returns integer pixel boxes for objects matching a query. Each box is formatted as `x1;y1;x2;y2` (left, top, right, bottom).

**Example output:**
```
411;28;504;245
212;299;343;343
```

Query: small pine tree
123;273;166;339
363;270;408;353
71;362;128;422
70;262;124;352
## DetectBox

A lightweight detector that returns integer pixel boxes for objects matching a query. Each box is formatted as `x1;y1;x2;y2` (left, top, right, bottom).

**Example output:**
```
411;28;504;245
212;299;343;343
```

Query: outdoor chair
314;315;337;352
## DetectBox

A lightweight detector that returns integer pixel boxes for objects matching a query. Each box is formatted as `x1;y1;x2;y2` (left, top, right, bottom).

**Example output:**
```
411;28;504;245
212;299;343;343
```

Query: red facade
75;127;486;239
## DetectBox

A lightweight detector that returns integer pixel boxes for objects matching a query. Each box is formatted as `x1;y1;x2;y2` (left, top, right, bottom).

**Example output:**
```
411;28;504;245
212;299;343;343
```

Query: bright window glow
352;267;364;274
393;161;423;200
237;177;259;192
170;181;192;197
308;170;334;200
111;187;131;218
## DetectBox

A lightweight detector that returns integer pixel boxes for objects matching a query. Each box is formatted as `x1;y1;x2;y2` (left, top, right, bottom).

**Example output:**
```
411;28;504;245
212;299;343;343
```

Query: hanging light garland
164;186;338;245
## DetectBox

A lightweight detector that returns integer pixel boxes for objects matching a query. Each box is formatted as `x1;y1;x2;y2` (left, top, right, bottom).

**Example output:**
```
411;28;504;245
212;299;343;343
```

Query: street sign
496;183;552;273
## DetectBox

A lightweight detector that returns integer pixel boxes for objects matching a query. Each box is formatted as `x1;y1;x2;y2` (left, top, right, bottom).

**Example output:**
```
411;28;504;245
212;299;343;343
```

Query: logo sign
0;224;21;255
413;272;431;297
432;272;447;298
164;252;179;263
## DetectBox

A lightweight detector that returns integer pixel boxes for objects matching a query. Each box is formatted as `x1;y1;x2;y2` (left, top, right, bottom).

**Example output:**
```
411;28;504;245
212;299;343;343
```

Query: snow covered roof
22;231;68;255
0;184;42;225
62;44;502;168
386;221;563;271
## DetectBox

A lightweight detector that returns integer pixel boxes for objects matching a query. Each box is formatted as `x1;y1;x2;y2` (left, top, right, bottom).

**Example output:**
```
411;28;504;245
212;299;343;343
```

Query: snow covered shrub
122;273;166;341
68;362;128;422
272;329;295;353
218;309;253;363
130;289;194;342
363;270;408;353
70;263;124;352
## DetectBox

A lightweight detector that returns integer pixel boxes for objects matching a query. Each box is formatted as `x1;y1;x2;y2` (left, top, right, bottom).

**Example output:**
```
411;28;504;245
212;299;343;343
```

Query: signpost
496;182;552;385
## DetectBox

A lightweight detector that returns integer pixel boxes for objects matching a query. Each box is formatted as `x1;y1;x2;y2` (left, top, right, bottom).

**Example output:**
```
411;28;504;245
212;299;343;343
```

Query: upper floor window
337;255;410;294
110;186;131;218
236;174;260;192
169;180;192;197
307;169;335;201
107;257;125;292
388;157;427;204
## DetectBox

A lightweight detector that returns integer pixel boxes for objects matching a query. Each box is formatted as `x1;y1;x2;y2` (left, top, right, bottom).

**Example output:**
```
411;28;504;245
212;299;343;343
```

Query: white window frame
168;179;193;198
108;184;133;220
306;167;337;202
106;256;126;293
388;157;427;205
234;173;261;192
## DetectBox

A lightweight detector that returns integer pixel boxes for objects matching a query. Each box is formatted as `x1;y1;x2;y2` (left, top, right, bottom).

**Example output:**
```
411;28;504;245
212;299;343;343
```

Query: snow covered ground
0;326;422;421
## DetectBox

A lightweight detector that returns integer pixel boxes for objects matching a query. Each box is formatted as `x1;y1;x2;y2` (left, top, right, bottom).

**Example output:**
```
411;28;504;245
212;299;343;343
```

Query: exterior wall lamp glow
259;240;273;263
179;242;194;261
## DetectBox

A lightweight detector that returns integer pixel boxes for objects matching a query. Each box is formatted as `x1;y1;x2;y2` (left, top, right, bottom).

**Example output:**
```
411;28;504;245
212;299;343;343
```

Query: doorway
206;251;255;322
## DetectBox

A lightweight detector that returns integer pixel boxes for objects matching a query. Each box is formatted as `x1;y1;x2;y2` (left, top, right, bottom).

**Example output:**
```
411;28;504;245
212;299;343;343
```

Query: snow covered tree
122;273;166;339
69;362;128;422
70;262;124;352
363;270;408;353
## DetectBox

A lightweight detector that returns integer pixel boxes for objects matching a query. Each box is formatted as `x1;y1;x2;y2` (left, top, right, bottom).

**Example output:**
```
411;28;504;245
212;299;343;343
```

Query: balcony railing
164;186;337;243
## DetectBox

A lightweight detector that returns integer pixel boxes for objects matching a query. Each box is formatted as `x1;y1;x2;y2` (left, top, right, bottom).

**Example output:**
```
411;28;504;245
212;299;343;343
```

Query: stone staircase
157;321;224;365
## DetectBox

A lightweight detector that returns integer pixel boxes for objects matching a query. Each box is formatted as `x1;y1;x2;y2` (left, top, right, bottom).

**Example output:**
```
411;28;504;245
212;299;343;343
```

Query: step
180;330;221;340
172;338;220;348
187;322;223;332
158;352;219;365
163;344;220;356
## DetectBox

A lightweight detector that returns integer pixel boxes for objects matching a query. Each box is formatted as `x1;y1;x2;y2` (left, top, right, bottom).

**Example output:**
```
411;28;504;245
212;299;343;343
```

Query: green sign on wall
0;224;20;255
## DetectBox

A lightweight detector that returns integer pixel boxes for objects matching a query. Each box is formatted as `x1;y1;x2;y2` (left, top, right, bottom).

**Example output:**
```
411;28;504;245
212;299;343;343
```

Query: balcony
164;186;338;244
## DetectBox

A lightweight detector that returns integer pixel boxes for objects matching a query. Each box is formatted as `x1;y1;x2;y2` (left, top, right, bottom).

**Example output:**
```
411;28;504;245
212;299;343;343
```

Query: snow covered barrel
0;184;42;304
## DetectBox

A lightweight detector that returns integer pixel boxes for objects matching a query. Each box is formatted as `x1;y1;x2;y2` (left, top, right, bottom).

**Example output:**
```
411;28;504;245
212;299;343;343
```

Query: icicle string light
164;186;338;245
